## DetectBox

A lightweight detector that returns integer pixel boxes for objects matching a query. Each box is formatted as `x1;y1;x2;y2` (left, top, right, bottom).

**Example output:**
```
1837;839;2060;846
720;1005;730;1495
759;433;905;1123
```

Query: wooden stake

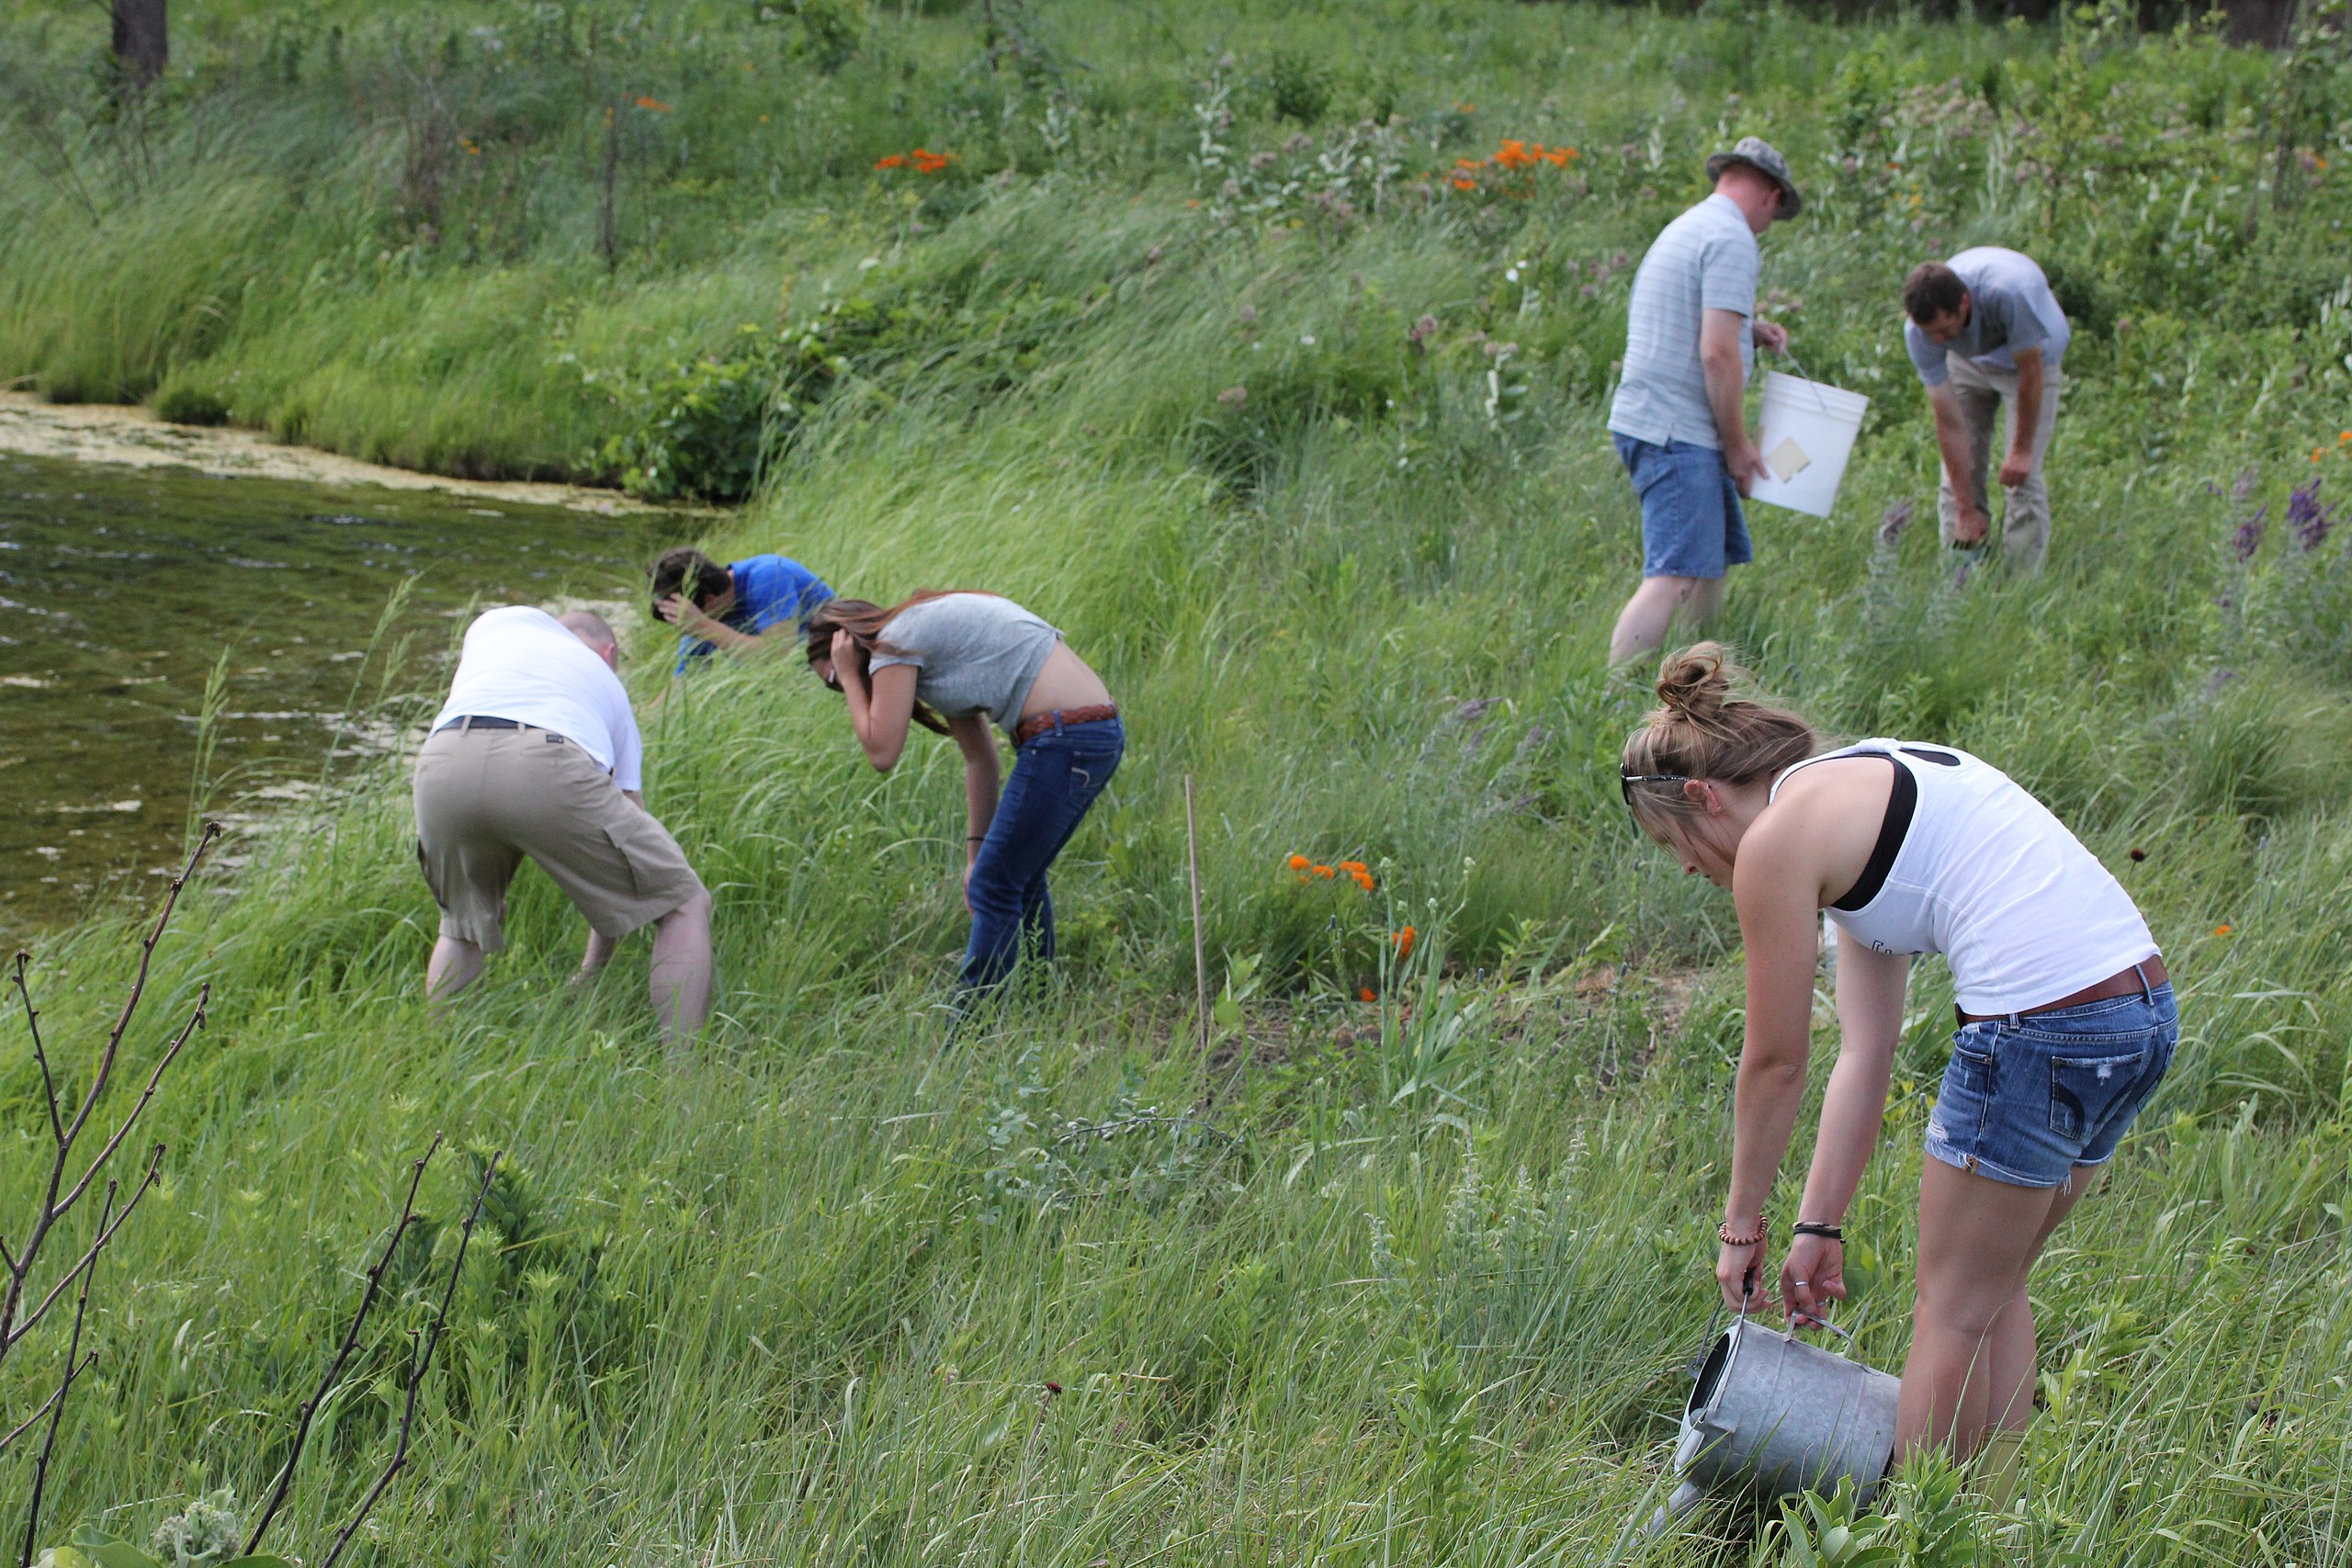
1185;773;1209;1057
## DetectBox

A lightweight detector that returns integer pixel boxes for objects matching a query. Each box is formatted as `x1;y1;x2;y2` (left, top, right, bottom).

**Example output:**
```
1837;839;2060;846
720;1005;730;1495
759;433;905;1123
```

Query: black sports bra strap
1831;752;1917;913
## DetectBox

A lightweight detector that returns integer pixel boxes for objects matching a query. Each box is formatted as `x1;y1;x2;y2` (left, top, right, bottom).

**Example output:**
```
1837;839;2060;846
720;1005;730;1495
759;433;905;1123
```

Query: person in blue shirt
649;547;833;673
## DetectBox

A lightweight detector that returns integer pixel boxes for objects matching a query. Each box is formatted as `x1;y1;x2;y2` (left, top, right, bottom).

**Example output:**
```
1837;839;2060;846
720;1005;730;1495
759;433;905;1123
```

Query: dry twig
244;1134;444;1554
320;1149;501;1568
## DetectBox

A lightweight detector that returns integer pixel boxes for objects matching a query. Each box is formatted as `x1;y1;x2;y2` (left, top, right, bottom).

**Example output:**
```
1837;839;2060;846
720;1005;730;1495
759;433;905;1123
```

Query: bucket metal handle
1783;1306;1857;1348
1770;343;1836;415
1695;1296;1861;1361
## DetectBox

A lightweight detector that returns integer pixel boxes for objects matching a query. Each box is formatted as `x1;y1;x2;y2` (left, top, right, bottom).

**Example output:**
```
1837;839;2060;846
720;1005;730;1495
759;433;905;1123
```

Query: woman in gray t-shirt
806;592;1125;994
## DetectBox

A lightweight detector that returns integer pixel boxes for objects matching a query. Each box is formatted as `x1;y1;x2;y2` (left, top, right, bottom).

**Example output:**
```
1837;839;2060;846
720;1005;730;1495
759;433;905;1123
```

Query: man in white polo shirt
1606;136;1801;666
414;606;713;1043
1902;249;2071;570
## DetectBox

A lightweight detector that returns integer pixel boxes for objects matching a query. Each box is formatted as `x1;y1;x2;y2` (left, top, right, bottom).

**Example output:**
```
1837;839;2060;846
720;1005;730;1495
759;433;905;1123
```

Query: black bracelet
1791;1220;1844;1242
967;835;985;842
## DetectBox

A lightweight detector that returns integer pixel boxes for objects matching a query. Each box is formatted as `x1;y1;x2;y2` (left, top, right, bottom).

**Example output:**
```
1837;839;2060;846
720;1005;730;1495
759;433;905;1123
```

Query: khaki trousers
1935;354;2063;570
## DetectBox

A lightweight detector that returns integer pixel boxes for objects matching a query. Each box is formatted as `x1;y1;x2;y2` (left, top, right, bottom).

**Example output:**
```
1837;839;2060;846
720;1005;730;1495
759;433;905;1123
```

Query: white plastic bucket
1752;371;1870;519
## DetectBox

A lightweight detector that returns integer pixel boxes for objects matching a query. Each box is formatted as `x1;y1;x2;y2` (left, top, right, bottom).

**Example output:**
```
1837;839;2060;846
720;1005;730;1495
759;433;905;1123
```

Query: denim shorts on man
1924;984;2177;1188
1614;434;1753;580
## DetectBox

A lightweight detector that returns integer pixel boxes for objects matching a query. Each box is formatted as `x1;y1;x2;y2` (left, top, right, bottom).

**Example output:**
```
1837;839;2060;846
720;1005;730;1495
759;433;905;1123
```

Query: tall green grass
5;0;2352;1562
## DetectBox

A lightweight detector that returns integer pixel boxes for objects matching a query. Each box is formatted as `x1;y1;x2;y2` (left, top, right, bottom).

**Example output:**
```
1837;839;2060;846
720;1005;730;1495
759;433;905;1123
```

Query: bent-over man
1902;249;2070;570
649;547;832;673
414;606;714;1043
1606;136;1802;666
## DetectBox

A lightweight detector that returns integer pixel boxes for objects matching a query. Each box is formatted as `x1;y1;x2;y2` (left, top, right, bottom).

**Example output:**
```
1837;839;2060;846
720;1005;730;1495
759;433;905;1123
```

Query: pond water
0;452;665;941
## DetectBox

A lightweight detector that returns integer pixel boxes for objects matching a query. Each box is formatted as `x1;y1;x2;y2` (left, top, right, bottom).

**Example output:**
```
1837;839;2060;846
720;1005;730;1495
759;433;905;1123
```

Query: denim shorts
1924;984;2177;1188
1614;433;1752;580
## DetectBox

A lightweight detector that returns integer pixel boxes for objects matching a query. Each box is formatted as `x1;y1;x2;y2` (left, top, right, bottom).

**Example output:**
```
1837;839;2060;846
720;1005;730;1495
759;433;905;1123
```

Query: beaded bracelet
1717;1218;1768;1247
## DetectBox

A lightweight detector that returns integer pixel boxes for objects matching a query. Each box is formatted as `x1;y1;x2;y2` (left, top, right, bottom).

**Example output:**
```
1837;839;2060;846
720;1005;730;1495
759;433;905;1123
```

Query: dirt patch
0;391;690;517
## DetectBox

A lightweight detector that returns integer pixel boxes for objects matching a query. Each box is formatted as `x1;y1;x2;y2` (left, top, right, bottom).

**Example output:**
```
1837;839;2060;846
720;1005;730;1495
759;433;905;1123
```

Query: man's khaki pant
1935;354;2063;570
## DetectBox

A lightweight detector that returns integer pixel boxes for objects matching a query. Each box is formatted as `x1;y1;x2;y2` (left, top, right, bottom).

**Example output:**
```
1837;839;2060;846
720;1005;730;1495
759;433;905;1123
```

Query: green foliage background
3;0;2352;1562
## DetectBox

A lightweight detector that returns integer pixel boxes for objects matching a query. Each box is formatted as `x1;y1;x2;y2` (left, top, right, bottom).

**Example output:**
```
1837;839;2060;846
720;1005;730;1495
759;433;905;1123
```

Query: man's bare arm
1700;308;1760;495
1928;383;1989;546
1999;348;2043;489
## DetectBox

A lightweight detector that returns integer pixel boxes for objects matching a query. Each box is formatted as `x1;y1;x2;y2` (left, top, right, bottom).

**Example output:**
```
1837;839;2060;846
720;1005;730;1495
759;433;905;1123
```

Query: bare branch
244;1134;443;1555
12;953;63;1147
6;1145;163;1351
20;1183;110;1568
0;1352;90;1459
321;1150;500;1568
5;825;218;1358
50;987;205;1226
56;823;219;1163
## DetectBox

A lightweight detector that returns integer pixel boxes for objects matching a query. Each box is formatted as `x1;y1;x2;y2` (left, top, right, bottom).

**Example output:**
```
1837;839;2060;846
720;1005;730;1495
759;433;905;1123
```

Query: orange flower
1545;146;1576;166
1496;139;1533;169
634;96;673;113
1312;864;1335;879
1288;853;1310;871
1455;158;1483;170
2214;924;2233;936
1359;987;1377;1002
1339;860;1366;874
876;153;907;169
1451;176;1478;191
1391;926;1416;959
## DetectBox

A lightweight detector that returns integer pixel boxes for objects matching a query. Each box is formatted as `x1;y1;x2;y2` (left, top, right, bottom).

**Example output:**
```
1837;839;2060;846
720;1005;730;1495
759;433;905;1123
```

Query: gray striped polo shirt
1606;193;1758;451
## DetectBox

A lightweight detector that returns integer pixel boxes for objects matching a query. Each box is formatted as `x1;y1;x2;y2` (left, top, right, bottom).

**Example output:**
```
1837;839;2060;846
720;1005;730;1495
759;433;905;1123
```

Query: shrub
1267;49;1334;125
153;381;232;426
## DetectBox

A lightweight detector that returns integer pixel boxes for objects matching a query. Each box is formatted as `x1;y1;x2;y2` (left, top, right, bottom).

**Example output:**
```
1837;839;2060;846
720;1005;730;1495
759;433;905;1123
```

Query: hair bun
1655;641;1736;721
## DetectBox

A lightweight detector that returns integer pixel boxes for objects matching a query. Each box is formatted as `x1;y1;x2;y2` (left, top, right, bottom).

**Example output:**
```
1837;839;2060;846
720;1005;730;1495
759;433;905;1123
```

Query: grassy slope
5;0;2352;1562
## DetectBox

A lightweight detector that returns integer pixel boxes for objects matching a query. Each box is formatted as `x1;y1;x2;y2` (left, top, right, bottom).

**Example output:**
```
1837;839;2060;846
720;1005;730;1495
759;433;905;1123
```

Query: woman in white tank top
1620;644;2175;1488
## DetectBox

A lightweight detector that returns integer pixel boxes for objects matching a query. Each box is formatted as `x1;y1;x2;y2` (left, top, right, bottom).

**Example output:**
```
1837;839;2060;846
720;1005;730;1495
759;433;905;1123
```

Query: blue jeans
960;716;1125;992
1925;983;2177;1188
1613;433;1752;579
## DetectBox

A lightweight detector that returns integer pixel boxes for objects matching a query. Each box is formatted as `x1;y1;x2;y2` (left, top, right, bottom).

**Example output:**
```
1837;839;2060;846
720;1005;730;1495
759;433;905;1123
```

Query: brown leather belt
1012;703;1119;747
1957;954;2167;1026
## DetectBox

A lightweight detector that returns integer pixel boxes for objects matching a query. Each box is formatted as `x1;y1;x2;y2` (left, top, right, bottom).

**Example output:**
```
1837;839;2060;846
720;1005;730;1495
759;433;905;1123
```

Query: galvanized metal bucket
1638;1312;1901;1537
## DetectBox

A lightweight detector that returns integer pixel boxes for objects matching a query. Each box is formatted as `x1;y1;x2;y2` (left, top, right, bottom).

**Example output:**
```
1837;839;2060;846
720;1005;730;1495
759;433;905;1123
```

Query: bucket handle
1782;1307;1857;1348
1695;1297;1860;1359
1769;343;1835;416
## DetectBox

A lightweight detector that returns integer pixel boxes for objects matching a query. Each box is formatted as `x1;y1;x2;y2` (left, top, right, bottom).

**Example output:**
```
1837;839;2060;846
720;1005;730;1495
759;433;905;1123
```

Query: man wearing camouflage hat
1606;136;1801;666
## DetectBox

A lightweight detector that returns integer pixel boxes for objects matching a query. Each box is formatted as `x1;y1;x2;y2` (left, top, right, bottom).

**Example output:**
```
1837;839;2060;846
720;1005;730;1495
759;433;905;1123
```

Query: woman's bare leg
1984;1165;2098;1434
1896;1157;2075;1460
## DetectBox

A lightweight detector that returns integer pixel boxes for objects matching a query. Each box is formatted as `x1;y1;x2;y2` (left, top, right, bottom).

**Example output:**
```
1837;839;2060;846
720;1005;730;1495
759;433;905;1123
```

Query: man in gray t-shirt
1902;249;2071;570
1603;137;1800;666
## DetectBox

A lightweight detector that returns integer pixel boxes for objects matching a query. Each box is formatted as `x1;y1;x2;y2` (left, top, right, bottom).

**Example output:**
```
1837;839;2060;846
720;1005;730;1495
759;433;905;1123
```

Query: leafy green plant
1758;1476;1900;1568
1266;49;1334;126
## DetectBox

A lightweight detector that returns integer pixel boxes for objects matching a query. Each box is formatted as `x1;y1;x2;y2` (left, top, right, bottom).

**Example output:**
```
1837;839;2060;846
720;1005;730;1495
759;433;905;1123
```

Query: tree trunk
110;0;168;89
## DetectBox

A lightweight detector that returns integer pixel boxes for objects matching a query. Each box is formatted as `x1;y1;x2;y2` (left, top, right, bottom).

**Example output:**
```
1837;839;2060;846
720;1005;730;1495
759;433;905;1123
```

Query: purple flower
1878;499;1917;546
2232;505;2267;562
2287;479;2337;552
